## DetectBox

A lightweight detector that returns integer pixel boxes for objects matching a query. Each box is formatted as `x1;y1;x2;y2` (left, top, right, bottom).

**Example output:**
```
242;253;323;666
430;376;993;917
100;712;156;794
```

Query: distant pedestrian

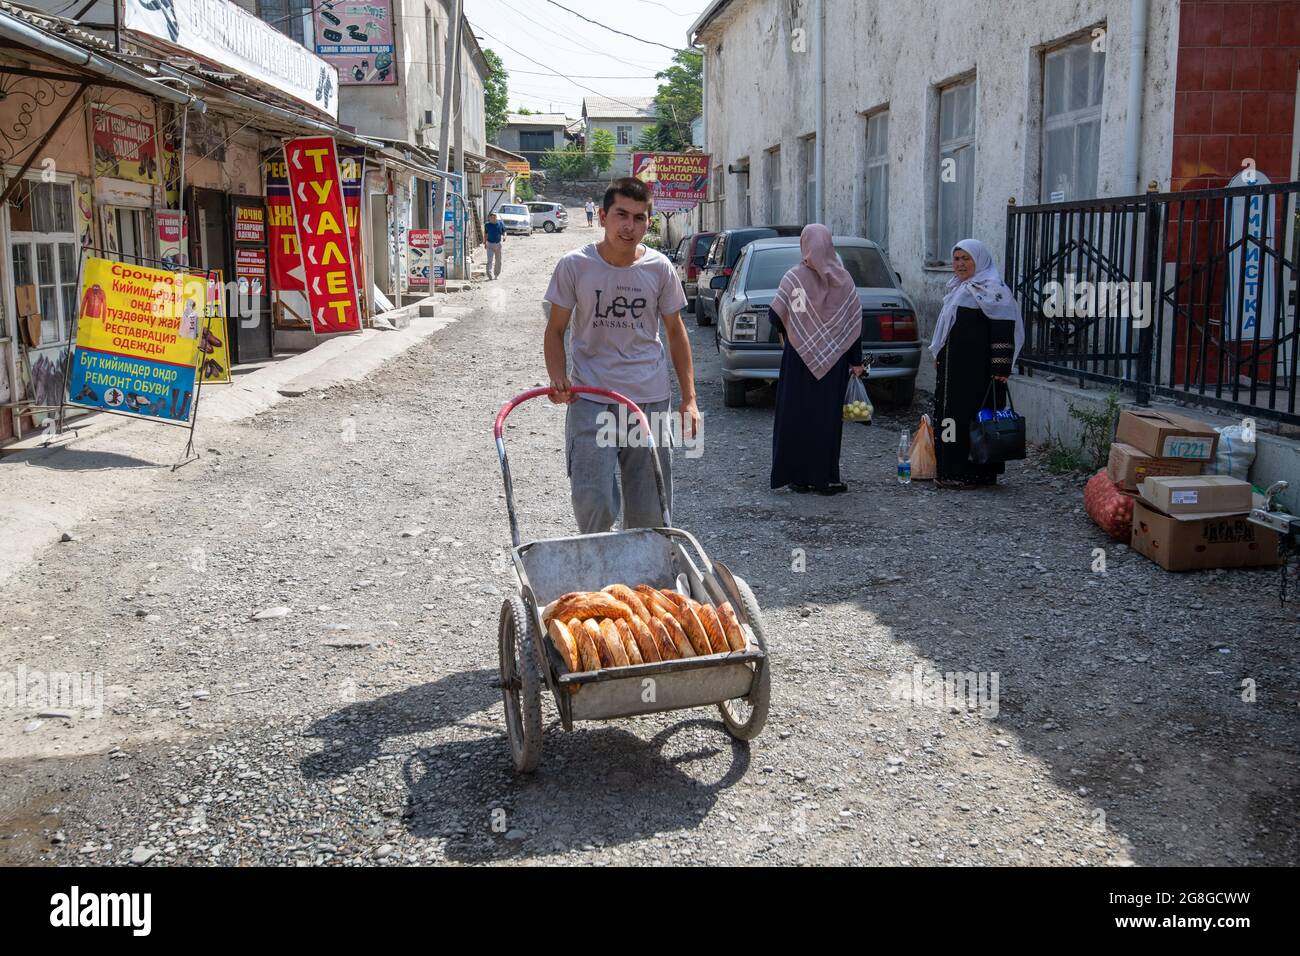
584;199;595;227
769;224;864;495
484;213;505;280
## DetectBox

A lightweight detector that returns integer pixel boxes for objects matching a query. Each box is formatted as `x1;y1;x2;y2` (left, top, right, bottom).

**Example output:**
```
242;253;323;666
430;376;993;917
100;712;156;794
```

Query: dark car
713;236;921;408
696;225;804;327
669;231;717;314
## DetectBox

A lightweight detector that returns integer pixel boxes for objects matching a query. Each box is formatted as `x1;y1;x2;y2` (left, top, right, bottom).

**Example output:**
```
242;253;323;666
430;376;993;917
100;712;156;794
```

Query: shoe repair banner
284;136;362;334
199;272;231;384
65;257;204;425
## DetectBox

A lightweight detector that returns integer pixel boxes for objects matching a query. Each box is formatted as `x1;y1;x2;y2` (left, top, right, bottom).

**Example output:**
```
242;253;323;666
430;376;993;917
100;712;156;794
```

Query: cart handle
494;386;671;548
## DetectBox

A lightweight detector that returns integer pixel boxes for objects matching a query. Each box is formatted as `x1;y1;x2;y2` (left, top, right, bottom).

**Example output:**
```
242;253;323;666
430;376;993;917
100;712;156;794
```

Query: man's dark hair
602;176;652;214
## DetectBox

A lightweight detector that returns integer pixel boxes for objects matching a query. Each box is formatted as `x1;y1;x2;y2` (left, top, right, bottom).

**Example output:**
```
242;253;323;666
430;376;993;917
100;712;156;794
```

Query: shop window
8;180;78;347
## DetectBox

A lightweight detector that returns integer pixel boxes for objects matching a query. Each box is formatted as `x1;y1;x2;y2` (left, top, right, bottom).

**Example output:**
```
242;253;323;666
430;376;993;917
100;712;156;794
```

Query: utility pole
453;27;466;279
435;0;463;245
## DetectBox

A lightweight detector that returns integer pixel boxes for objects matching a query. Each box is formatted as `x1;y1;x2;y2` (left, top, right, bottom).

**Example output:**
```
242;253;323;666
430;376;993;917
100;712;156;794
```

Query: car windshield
501;206;527;215
743;245;895;291
692;235;714;258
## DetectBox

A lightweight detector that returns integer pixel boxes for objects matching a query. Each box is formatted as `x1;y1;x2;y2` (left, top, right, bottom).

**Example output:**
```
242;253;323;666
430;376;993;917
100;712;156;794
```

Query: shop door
228;194;270;363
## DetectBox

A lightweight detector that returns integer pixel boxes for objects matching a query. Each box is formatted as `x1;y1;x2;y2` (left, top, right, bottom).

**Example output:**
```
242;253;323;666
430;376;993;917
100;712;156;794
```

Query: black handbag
969;380;1026;465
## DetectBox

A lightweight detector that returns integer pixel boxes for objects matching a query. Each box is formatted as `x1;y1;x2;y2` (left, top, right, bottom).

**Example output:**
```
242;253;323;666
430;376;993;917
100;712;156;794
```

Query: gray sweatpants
485;242;502;278
566;397;673;534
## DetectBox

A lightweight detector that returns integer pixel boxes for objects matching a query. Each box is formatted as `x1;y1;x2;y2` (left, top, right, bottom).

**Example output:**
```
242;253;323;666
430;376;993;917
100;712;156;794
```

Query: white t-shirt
545;243;687;405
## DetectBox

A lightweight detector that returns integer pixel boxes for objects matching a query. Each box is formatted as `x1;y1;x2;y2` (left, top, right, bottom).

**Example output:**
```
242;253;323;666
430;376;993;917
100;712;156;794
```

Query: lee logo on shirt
594;289;647;320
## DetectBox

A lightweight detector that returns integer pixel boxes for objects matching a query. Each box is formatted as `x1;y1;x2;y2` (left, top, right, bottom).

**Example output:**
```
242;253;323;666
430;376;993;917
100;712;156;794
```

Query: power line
485;0;668;71
507;68;661;79
542;0;689;53
469;19;659;116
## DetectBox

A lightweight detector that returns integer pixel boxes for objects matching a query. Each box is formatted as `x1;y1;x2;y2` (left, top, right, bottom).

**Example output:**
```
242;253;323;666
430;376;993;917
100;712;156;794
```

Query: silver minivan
713;236;922;407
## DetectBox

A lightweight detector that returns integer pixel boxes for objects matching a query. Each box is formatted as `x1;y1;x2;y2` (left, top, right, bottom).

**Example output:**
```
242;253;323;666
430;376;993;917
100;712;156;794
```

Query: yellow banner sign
66;257;203;423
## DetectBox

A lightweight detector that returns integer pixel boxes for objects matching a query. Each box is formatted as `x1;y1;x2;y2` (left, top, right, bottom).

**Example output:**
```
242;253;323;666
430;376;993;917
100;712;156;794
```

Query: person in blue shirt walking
484;213;506;280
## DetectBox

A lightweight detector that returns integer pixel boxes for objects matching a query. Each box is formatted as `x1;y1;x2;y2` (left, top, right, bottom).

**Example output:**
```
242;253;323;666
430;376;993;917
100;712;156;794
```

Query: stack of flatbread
542;583;749;675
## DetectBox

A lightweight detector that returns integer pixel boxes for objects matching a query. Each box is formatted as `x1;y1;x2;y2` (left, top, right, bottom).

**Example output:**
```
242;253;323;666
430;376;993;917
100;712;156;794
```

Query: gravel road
1;213;1296;866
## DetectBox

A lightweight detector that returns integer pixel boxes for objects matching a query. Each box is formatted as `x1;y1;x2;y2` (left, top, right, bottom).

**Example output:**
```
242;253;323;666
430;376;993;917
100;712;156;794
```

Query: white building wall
699;0;1179;343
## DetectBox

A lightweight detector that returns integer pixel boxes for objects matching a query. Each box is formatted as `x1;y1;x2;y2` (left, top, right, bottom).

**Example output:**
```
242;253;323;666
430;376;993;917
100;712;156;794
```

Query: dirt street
1;212;1296;866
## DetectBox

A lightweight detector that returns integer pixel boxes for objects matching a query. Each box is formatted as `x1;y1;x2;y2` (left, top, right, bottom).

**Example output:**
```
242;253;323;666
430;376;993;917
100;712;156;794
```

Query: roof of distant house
582;96;657;120
505;113;571;127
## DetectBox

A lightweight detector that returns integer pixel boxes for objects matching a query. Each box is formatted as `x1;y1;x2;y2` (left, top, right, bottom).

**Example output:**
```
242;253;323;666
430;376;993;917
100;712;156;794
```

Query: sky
465;0;709;118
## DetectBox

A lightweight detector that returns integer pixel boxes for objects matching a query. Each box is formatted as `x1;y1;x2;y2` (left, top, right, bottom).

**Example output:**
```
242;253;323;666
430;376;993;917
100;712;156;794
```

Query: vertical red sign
284;136;362;334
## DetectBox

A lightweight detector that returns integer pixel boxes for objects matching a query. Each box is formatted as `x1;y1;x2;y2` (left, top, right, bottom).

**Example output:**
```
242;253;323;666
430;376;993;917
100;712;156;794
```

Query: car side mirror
709;276;728;290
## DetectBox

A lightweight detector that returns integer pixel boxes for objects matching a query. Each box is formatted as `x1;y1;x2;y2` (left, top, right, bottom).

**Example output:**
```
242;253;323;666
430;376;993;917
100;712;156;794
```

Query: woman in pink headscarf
769;224;865;494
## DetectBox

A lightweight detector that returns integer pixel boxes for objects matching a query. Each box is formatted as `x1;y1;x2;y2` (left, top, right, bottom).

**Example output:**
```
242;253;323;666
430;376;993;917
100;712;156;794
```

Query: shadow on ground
301;669;751;863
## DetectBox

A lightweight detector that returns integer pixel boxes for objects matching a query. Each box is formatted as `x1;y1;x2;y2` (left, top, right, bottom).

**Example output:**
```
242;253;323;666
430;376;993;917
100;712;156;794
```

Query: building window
256;0;305;45
937;78;975;261
8;181;78;353
1042;39;1104;202
765;146;781;223
616;125;632;146
864;110;889;248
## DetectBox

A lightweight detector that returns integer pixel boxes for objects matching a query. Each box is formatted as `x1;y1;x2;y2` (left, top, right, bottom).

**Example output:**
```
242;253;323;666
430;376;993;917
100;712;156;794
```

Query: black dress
770;314;863;490
933;305;1014;484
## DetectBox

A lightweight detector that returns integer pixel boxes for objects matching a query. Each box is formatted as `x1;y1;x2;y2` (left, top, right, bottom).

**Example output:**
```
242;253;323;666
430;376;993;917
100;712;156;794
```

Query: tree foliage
646;50;702;152
483;49;509;144
540;128;616;180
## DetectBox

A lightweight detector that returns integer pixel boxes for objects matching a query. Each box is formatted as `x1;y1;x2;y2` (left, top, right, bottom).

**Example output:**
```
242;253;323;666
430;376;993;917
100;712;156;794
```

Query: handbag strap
982;377;1016;413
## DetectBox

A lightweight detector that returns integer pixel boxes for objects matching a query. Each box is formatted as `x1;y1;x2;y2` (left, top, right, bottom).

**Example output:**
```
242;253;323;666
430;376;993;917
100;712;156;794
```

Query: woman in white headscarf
930;238;1024;488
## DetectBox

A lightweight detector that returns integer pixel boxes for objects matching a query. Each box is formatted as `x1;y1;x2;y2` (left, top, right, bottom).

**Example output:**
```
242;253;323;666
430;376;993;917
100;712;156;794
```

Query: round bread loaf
629;614;662;663
574;618;603;672
547;619;580;673
716;601;747;652
649;617;679;660
551;591;636;627
602;583;653;624
692;601;730;654
597;618;630;667
614;619;644;665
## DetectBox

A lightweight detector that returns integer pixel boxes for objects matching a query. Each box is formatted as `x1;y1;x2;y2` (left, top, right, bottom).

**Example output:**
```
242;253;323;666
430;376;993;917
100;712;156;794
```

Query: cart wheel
499;596;543;773
718;576;770;741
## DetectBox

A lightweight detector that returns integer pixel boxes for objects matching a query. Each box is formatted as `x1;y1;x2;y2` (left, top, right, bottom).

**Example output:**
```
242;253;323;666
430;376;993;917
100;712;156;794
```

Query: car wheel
723;377;747;407
543;221;556;233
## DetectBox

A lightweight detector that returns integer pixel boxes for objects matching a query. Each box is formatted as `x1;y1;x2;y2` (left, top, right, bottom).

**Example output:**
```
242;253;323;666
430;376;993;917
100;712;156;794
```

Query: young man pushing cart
543;177;700;534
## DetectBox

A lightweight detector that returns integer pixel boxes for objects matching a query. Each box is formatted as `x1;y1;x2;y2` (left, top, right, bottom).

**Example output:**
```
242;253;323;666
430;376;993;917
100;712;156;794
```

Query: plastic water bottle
897;429;912;484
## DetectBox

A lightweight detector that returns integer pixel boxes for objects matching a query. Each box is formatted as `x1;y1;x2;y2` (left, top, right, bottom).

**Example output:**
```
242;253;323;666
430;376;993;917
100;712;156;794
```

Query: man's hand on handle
548;373;576;405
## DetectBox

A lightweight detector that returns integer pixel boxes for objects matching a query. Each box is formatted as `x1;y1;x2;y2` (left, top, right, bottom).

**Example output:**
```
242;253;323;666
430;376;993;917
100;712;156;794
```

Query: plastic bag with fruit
843;372;872;422
909;414;937;480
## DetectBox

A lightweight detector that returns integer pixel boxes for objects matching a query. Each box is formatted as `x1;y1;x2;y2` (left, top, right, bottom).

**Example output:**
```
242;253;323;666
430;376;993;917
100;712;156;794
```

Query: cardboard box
1131;500;1281;571
1114;410;1218;461
1106;442;1202;491
1138;475;1253;518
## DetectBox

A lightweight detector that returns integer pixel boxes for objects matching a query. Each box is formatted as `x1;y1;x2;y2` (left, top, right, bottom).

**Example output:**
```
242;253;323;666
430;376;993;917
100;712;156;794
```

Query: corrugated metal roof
581;95;657;120
505;112;570;127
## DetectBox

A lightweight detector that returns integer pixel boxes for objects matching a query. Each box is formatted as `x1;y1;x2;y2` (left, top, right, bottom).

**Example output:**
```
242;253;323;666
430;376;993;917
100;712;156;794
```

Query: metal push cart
493;386;771;772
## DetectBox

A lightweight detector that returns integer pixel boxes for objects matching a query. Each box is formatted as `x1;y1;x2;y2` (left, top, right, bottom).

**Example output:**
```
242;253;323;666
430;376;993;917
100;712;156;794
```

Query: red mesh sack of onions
1084;468;1135;541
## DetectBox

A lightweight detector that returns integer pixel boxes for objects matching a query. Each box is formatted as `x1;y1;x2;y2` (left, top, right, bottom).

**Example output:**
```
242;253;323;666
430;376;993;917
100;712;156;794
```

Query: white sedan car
496;204;533;236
